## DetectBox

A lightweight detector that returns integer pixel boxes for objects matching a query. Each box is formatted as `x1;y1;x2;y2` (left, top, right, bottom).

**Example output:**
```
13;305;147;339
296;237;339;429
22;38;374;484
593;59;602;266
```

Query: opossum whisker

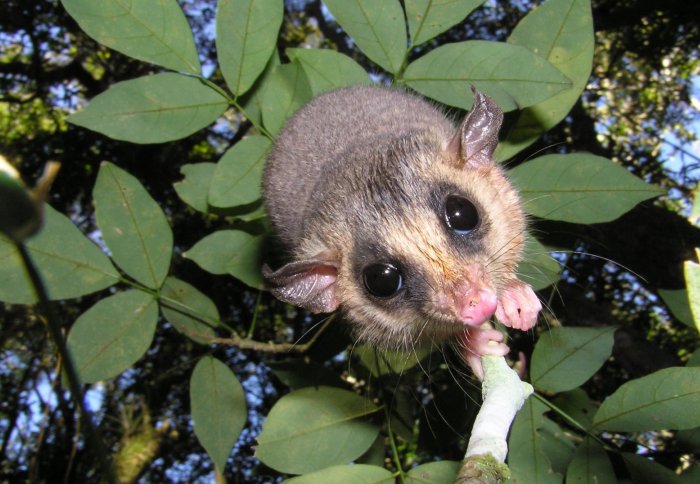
288;316;330;352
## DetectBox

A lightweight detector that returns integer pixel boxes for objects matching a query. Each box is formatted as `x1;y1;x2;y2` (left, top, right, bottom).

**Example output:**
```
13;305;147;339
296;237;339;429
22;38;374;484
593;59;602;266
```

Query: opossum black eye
444;195;479;234
363;263;404;298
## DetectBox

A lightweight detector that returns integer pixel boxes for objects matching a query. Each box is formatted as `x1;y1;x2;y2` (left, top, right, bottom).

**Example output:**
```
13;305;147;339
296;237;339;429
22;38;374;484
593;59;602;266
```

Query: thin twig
208;314;336;353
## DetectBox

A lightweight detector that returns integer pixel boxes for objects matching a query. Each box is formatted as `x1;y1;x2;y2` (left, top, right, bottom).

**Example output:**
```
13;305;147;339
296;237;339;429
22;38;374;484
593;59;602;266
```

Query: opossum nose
456;287;498;326
439;264;498;325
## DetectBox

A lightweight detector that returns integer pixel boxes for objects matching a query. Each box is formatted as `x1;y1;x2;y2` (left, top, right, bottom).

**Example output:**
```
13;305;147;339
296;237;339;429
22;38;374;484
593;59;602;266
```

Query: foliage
0;0;699;482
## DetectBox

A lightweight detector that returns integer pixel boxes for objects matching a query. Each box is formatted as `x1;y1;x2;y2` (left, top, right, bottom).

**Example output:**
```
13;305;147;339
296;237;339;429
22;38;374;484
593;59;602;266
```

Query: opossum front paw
495;279;541;331
458;327;509;380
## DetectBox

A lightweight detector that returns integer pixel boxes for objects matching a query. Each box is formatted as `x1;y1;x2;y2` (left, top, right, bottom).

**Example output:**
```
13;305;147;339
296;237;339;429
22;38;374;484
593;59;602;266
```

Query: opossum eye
363;263;404;298
444;195;479;234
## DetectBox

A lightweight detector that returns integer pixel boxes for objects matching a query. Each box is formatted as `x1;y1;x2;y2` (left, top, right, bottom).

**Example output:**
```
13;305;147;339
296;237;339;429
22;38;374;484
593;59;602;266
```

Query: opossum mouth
433;278;499;328
426;293;498;328
415;312;493;340
409;320;463;345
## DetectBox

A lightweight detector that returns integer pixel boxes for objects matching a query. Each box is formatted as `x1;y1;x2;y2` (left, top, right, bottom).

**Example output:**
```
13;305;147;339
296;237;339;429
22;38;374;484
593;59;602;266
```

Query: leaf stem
16;242;118;484
196;75;274;139
125;273;330;353
246;290;263;338
231;98;274;140
117;275;240;336
372;348;405;480
394;41;413;82
532;393;608;448
384;403;405;482
157;293;238;334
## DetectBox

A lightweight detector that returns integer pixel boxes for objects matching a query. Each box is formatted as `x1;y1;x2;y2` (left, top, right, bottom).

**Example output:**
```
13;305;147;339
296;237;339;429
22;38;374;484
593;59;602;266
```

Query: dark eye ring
444;195;479;235
362;263;404;298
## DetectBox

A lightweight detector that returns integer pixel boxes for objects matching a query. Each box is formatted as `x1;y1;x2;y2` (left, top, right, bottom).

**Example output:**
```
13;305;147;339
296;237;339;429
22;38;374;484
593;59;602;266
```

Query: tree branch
456;347;533;483
205;314;336;354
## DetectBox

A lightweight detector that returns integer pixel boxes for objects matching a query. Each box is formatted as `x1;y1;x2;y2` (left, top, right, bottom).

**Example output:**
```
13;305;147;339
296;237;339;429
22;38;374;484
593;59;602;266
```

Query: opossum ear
262;254;340;313
446;87;503;169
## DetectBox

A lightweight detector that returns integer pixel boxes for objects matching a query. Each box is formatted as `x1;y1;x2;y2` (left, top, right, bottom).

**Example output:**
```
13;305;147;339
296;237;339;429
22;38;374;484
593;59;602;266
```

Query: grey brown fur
262;86;540;360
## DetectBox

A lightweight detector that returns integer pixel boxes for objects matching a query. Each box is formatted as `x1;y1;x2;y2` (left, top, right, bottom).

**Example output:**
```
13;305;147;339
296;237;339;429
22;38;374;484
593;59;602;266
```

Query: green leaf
0;205;120;304
564;438;615;484
680;463;700;482
324;0;407;74
356;436;386;468
267;359;347;389
517;235;561;290
285;464;394;483
509;154;665;223
190;356;247;472
239;51;281;127
388;389;414;442
496;0;594;161
406;461;460;483
356;345;432;377
531;326;616;393
552;388;596;430
68;73;228;143
216;0;284;96
184;230;264;289
286;48;371;96
405;0;485;46
232;202;267;222
208;136;271;208
61;0;201;74
403;40;571;111
593;366;700;431
67;290;158;383
685;257;700;333
173;163;217;213
255;386;380;474
94;162;173;289
676;425;700;451
622;453;683;484
691;186;700;225
160;277;218;344
260;61;313;136
508;398;565;484
688;349;700;367
658;288;695;329
537;416;577;475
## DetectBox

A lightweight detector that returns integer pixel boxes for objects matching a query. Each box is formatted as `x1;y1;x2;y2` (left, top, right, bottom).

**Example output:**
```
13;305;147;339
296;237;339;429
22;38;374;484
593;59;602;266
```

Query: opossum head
263;90;528;350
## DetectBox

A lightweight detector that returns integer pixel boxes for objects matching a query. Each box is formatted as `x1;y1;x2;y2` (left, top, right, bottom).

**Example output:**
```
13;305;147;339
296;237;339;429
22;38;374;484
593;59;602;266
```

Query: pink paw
495;280;541;331
458;327;509;380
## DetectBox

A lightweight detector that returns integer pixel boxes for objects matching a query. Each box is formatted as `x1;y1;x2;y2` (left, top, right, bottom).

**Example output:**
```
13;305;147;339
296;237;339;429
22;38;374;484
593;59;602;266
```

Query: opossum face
333;138;526;349
263;90;537;350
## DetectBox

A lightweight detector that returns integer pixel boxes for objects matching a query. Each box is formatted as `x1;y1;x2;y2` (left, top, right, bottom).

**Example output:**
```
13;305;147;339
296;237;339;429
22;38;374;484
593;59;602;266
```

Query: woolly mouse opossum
262;85;541;377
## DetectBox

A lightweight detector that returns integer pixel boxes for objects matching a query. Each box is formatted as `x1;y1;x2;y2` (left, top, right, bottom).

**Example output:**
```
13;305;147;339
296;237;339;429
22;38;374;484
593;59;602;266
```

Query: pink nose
458;288;498;326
